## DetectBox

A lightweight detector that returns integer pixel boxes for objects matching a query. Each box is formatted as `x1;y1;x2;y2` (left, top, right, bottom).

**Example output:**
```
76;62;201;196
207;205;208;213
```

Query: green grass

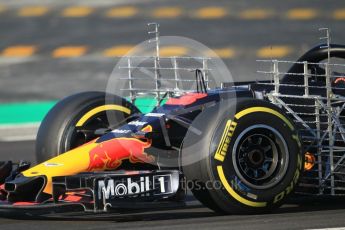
0;97;165;125
0;101;57;125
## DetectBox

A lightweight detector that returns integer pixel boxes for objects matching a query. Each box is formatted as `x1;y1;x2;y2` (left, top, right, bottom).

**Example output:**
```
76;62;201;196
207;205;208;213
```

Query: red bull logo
87;125;155;171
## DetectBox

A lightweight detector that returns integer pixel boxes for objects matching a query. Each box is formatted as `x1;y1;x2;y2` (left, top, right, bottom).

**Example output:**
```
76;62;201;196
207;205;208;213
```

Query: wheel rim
232;124;289;190
64;112;111;151
61;107;135;153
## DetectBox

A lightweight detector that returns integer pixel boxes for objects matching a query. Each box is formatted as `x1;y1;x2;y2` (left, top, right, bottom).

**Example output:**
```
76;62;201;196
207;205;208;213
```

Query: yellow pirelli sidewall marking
214;119;237;162
76;105;131;127
217;166;267;207
234;107;294;130
22;141;99;194
292;134;301;148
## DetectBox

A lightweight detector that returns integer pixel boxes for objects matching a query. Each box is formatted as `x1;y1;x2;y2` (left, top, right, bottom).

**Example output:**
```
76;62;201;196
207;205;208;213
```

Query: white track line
0;123;39;142
0;135;37;142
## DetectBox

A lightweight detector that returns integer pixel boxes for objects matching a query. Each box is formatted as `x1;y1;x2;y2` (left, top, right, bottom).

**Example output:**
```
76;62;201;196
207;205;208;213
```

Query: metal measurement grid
257;28;345;195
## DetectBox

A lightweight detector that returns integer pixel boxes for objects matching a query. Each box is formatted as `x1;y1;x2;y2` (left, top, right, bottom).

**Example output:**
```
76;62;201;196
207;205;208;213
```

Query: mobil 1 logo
96;174;173;201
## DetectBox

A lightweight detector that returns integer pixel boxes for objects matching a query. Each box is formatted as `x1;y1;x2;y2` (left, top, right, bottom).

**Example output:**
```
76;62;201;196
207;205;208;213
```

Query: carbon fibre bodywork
1;42;345;215
0;88;253;214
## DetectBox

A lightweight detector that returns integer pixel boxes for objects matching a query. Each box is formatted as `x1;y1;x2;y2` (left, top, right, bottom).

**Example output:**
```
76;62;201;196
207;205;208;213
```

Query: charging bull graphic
87;126;155;171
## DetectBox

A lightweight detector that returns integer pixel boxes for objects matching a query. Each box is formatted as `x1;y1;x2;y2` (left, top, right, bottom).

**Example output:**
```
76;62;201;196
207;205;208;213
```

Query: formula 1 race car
1;25;345;217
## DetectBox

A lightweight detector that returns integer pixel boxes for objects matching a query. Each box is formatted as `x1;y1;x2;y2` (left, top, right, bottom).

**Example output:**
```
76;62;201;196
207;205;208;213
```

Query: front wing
0;170;186;217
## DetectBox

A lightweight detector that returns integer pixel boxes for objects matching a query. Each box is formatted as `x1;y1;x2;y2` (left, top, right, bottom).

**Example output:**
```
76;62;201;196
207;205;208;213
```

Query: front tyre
182;99;303;214
36;91;139;163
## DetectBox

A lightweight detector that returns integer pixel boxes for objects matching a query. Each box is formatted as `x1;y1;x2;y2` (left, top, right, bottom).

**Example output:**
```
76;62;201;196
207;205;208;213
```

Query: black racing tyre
36;91;140;163
182;98;303;214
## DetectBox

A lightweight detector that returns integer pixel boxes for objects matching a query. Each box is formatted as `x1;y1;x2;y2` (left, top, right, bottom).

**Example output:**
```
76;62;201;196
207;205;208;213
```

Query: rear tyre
36;91;139;163
182;99;303;214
